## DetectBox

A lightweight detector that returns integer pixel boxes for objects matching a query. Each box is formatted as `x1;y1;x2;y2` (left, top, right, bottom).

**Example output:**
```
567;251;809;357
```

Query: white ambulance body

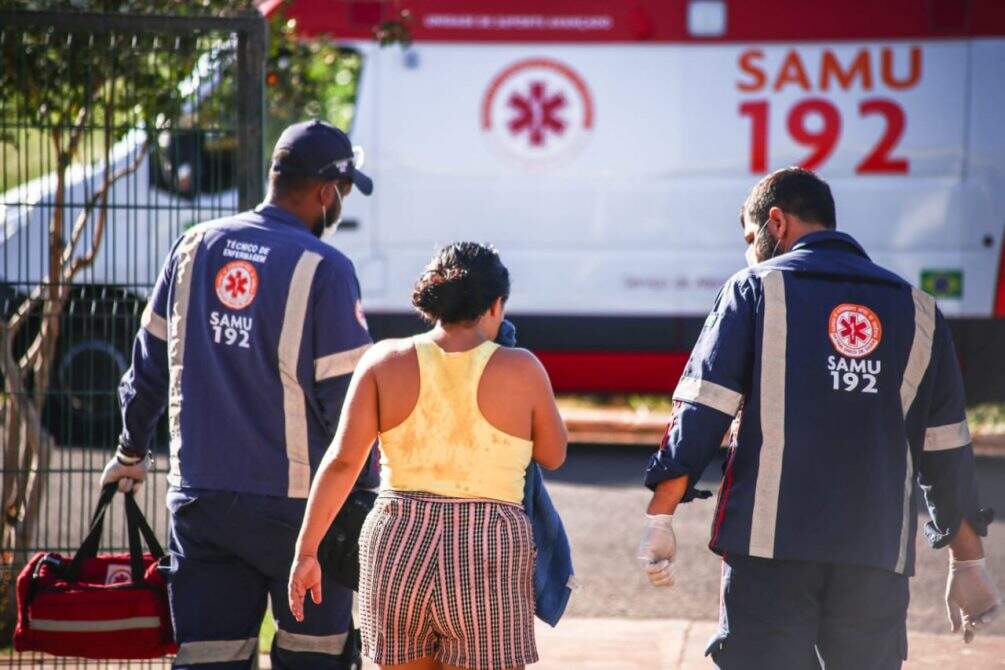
3;0;1004;399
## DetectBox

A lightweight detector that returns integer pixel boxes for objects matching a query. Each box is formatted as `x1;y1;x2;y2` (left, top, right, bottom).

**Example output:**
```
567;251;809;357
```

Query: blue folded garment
496;319;574;626
523;462;574;627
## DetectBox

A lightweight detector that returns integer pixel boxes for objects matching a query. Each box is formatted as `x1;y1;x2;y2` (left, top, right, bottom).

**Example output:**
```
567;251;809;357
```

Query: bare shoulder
359;337;417;372
489;346;550;383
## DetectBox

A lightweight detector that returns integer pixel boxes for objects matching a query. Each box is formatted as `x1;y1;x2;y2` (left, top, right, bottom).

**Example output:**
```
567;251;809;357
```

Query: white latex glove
637;514;676;587
100;452;150;493
946;558;1002;643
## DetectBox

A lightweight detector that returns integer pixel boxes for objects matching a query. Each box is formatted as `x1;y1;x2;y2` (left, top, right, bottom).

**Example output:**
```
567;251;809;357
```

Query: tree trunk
0;145;67;643
0;128;148;642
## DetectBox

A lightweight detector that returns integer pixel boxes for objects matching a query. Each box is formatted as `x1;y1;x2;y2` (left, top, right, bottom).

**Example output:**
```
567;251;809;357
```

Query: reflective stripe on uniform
314;343;371;381
174;637;258;665
280;251;323;498
924;420;971;452
749;270;786;559
29;616;160;632
140;302;167;341
274;629;347;655
896;287;936;574
167;227;206;485
673;376;743;416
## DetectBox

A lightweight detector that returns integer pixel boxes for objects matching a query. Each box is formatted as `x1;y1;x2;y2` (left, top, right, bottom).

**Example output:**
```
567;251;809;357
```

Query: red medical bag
13;484;177;659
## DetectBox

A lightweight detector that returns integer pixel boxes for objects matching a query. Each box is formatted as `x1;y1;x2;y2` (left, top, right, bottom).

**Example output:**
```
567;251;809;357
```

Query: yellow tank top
378;337;533;504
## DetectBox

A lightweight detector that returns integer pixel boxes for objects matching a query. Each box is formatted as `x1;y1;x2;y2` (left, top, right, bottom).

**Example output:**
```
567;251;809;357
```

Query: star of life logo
828;303;882;358
214;260;259;311
481;58;594;164
105;564;132;586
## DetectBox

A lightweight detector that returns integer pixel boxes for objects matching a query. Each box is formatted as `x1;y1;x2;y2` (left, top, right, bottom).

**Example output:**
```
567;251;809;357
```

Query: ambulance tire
41;286;158;448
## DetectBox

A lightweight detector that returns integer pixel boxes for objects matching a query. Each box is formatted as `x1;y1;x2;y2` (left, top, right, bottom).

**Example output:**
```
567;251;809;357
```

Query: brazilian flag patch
920;270;963;298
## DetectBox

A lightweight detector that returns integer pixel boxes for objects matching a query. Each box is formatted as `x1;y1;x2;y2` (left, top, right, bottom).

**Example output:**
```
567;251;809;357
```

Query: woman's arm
288;350;380;621
526;353;567;470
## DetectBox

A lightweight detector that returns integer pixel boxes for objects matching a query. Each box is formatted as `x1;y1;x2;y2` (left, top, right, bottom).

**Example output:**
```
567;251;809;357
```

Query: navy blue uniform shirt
118;204;376;497
646;231;991;575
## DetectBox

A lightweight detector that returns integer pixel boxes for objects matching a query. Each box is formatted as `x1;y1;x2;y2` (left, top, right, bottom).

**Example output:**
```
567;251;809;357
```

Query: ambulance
3;0;1004;443
270;0;1005;398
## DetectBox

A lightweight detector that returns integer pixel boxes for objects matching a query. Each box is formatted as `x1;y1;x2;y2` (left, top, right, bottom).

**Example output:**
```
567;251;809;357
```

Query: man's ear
315;181;330;206
768;205;787;243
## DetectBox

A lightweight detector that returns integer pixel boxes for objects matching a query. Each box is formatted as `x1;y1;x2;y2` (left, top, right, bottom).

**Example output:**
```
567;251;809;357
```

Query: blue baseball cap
270;119;373;196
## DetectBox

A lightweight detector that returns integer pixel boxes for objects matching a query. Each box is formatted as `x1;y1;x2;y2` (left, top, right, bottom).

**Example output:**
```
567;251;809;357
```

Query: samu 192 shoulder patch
828;303;882;358
214;260;259;311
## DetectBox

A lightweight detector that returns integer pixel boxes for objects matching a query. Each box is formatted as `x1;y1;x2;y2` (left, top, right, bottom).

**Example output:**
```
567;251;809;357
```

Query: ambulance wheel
42;286;142;447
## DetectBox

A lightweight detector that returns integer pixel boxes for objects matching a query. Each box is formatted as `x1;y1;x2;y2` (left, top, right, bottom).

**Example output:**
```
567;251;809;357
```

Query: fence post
237;11;267;210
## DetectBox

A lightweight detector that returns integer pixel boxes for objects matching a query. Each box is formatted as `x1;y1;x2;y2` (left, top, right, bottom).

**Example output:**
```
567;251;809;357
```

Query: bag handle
125;494;146;582
65;484;165;584
64;483;119;581
124;492;164;558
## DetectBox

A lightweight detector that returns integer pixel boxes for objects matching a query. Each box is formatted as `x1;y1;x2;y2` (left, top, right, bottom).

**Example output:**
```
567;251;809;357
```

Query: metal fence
0;9;265;666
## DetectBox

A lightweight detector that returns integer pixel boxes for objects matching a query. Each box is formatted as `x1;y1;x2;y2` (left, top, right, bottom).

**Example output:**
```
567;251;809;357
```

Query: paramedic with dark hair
100;120;375;670
638;167;1002;669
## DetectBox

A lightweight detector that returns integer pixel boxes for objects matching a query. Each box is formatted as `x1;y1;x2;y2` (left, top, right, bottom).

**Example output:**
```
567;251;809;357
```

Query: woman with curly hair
290;242;567;670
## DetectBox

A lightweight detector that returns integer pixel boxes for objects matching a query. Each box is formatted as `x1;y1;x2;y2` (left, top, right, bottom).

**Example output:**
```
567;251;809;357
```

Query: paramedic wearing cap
100;120;376;669
638;167;1001;669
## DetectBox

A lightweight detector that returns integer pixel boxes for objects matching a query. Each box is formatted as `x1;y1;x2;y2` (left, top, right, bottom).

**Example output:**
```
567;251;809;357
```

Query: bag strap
122;492;166;584
64;485;166;584
125;493;164;558
64;483;119;582
125;493;147;582
123;491;165;568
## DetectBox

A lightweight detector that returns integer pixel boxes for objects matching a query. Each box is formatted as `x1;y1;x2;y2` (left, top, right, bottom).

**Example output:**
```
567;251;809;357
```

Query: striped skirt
358;491;538;669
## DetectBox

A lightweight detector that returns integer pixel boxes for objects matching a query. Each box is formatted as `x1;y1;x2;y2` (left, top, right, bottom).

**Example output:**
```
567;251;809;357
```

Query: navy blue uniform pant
707;554;909;670
167;488;357;669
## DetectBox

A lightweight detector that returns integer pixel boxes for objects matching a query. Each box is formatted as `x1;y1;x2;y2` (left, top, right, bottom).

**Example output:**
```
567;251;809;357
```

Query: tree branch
14;286;67;375
64;143;149;280
0;328;51;551
64;106;91;168
4;284;46;342
6;109;90;341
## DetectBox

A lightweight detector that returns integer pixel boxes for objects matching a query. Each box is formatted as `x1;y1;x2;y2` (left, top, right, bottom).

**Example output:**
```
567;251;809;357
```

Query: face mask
313;185;344;239
329;184;343;228
745;219;783;267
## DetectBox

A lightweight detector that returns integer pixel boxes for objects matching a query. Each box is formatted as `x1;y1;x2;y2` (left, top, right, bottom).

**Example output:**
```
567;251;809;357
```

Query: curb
562;407;665;445
562;407;1005;457
339;618;1005;670
973;432;1005;457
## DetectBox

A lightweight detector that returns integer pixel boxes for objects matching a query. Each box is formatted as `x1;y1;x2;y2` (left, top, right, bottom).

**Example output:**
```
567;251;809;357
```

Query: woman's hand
288;554;323;622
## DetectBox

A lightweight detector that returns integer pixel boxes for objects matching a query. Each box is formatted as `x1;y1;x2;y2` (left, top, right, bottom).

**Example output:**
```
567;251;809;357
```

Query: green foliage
0;1;409;186
375;8;413;47
0;1;257;161
263;8;364;152
259;610;276;653
968;402;1005;435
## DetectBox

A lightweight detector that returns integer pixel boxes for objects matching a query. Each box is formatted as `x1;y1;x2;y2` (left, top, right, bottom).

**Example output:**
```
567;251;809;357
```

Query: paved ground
9;444;1005;669
518;618;1002;669
542;444;1005;636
